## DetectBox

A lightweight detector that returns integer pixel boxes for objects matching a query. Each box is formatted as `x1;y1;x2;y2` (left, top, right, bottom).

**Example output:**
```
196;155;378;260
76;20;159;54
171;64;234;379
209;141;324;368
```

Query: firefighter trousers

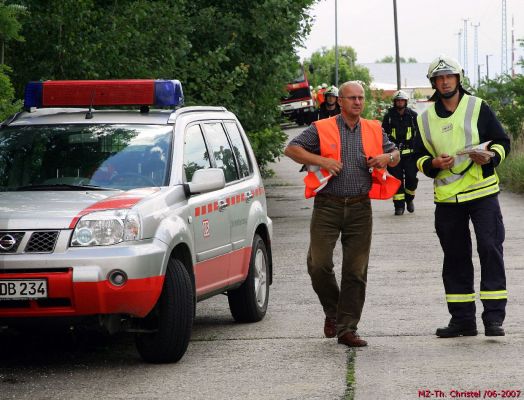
435;195;507;325
388;154;418;209
306;194;372;336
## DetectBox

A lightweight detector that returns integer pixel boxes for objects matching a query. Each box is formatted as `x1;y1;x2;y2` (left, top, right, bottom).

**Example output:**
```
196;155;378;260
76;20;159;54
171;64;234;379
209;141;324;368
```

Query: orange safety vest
303;116;400;199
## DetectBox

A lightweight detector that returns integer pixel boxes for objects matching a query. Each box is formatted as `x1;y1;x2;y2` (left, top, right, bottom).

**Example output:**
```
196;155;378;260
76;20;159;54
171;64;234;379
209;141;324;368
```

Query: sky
297;0;524;83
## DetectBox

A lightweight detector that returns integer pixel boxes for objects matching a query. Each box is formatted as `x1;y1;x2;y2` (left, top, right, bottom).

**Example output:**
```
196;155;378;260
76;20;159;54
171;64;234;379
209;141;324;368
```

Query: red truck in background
279;66;317;126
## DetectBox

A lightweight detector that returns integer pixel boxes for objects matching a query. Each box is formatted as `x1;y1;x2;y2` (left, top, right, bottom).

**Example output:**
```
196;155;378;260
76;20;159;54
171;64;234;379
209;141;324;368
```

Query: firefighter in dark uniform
382;90;419;215
318;86;341;120
414;55;511;338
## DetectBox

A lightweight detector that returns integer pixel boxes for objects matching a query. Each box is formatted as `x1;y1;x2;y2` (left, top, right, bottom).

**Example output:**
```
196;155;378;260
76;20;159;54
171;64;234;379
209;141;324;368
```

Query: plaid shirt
289;115;396;197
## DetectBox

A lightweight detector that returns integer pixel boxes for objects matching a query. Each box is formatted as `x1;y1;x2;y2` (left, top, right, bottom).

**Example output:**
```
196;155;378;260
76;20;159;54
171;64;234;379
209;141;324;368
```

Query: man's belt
316;193;369;205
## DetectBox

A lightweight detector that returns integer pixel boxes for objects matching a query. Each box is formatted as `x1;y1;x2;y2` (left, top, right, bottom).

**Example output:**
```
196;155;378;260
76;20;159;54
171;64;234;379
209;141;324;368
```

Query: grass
498;137;524;194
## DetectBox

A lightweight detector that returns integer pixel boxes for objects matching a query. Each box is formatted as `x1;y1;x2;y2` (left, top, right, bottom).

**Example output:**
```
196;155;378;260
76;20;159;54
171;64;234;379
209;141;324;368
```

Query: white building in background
361;63;433;99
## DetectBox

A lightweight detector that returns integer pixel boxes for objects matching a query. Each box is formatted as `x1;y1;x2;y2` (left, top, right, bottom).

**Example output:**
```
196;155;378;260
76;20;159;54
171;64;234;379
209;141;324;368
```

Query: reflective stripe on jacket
303;116;400;199
417;95;500;203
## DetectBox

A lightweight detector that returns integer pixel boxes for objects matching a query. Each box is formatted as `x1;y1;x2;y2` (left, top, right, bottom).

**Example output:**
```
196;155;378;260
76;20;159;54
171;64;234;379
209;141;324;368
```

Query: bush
246;126;287;177
497;137;524;194
0;65;21;121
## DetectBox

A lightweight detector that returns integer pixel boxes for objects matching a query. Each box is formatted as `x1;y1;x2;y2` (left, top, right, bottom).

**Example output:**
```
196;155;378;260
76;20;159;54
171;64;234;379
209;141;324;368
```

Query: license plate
0;279;48;299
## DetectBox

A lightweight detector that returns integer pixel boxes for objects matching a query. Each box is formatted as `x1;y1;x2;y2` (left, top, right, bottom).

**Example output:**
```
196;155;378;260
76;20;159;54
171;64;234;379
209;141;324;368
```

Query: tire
228;234;269;322
135;258;193;363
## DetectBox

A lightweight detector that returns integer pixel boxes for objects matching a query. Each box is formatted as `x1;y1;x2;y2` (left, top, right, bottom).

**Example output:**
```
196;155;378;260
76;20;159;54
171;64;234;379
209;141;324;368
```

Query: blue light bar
24;82;44;108
155;80;184;107
23;79;184;109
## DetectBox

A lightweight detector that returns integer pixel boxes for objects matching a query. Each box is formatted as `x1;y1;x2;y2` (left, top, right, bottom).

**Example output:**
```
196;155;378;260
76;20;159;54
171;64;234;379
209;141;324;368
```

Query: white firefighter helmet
325;85;339;97
427;55;465;87
321;83;328;89
392;90;409;101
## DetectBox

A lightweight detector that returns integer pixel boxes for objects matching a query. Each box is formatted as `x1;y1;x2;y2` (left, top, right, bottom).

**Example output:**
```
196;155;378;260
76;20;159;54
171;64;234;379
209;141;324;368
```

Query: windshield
0;124;172;191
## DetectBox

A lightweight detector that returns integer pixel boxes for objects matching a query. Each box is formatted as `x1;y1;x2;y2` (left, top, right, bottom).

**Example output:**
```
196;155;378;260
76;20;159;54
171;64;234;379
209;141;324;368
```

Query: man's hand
469;152;492;165
432;153;455;169
367;154;390;169
320;158;343;176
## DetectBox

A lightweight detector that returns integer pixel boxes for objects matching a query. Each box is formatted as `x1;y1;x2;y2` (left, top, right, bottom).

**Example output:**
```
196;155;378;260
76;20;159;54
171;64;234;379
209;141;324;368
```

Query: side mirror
184;168;225;197
308;64;315;74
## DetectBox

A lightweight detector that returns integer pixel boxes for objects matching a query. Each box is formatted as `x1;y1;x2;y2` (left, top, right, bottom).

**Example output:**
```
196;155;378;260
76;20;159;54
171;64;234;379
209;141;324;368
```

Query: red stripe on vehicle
69;188;159;228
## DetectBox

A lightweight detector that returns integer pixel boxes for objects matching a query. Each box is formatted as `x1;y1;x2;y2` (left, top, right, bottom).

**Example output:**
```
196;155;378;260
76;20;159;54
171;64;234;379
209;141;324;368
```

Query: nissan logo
0;234;17;251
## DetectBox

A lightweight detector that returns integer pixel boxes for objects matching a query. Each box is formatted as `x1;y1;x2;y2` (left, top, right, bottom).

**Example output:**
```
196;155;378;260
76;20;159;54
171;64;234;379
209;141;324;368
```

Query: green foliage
0;0;27;64
474;74;524;139
302;46;386;119
305;46;371;88
6;0;316;172
497;147;524;193
375;56;417;63
247;126;287;177
0;65;21;121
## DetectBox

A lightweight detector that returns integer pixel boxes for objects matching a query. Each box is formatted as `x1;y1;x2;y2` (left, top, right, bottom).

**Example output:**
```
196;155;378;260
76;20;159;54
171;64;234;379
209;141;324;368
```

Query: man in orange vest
284;81;400;347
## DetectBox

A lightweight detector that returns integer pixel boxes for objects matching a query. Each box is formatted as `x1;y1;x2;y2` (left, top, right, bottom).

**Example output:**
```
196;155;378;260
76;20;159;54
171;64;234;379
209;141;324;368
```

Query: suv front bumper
0;238;168;318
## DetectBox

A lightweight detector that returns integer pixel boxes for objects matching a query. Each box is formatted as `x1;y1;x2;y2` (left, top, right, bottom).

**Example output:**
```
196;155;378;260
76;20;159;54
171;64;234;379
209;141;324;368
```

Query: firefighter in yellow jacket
414;56;511;338
285;81;400;347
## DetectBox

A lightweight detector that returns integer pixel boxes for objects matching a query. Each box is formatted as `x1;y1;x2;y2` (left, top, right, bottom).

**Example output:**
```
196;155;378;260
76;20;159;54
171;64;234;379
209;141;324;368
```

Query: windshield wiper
14;184;114;191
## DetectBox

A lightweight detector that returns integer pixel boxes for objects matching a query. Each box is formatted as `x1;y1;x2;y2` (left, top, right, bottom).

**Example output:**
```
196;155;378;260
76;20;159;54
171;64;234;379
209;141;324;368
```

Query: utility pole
511;15;515;77
456;29;463;66
393;0;401;90
463;19;469;76
502;0;508;74
486;54;492;80
472;22;480;86
335;0;339;86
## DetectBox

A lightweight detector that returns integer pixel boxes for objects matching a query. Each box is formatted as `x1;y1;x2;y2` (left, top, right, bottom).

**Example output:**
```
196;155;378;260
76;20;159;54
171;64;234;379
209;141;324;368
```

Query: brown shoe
324;317;337;338
337;331;367;347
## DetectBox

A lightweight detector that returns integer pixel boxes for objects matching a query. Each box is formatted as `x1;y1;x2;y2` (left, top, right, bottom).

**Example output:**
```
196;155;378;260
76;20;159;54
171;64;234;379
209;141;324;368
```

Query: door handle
218;199;229;212
245;191;254;202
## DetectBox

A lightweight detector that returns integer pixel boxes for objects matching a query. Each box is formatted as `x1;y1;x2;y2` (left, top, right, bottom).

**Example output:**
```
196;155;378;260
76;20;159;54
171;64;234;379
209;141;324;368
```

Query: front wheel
135;258;194;363
228;234;269;322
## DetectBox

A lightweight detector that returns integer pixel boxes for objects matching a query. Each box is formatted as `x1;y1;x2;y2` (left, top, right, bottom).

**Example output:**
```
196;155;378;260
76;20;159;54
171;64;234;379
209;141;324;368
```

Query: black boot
394;207;404;216
406;200;415;213
436;321;478;338
484;322;505;336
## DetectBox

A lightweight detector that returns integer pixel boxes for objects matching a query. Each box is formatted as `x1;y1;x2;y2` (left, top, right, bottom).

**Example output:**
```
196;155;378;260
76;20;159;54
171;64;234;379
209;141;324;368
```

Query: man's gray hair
339;81;365;96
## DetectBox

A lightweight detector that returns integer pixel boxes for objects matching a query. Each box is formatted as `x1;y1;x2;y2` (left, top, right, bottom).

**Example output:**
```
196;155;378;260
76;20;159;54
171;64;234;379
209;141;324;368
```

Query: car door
201;121;250;284
222;121;256;283
183;123;231;296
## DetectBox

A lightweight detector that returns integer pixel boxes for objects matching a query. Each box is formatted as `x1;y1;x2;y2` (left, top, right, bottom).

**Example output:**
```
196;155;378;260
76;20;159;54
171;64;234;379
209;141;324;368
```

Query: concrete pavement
1;125;522;400
265;125;524;399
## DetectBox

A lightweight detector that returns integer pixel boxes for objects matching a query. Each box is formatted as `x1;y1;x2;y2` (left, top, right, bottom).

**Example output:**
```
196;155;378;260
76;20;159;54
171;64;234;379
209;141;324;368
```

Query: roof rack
168;106;228;123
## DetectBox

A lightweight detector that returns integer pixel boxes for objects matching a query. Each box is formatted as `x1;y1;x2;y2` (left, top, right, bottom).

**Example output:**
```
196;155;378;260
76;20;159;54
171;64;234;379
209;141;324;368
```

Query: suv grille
26;231;59;253
0;230;59;254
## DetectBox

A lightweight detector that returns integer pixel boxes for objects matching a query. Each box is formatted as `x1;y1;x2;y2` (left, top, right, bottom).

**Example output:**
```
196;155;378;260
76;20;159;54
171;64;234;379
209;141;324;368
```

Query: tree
305;46;371;88
0;65;21;120
475;74;524;139
6;0;316;174
375;55;417;63
303;46;387;119
0;1;26;121
0;1;27;65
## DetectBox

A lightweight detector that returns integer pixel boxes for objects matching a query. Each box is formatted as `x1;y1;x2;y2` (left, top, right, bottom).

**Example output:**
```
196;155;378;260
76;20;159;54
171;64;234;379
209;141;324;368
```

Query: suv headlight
71;209;141;247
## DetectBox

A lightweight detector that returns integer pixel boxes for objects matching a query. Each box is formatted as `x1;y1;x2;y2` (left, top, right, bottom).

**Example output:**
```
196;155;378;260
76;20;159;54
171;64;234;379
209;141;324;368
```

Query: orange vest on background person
316;89;325;106
303;117;401;199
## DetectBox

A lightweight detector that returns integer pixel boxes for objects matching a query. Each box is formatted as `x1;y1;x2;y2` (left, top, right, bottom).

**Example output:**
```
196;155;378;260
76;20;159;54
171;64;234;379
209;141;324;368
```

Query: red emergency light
24;79;184;108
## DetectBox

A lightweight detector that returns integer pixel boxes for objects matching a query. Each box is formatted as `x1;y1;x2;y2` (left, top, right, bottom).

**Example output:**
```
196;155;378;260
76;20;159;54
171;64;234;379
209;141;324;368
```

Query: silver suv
0;79;273;363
